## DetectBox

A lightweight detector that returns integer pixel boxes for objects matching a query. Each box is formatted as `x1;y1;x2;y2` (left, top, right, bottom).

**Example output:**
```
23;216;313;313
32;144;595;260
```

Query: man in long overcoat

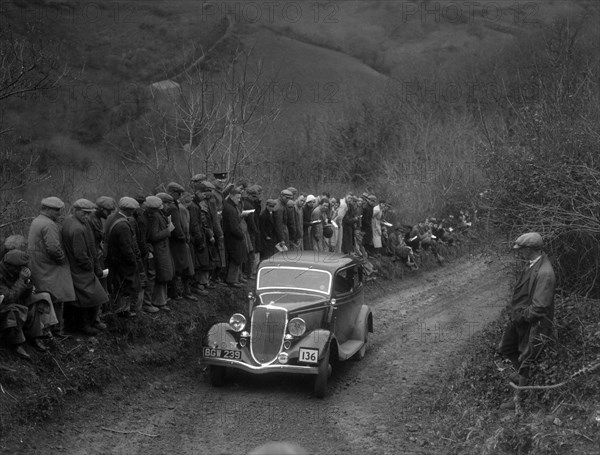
145;196;174;311
259;199;278;260
62;199;109;335
498;232;556;409
27;197;76;337
222;188;246;287
273;189;294;248
105;197;143;317
165;182;196;301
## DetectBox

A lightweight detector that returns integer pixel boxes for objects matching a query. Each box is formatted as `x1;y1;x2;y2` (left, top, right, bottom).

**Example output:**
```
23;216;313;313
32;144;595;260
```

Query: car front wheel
314;346;330;398
209;365;227;387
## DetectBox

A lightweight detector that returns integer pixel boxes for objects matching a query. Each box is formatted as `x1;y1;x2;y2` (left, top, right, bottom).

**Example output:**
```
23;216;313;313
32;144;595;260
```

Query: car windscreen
257;266;331;294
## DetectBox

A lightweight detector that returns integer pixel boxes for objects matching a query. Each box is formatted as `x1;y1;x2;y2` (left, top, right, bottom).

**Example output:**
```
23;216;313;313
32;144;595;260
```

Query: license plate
298;348;319;364
203;347;241;360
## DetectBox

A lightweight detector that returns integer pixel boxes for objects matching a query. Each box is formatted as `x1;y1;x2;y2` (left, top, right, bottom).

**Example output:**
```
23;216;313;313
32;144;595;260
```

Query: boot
182;280;199;301
14;344;31;360
30;338;49;352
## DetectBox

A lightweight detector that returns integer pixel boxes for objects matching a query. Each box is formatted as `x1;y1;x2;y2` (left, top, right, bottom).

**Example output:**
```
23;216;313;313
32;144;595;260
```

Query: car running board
337;339;364;360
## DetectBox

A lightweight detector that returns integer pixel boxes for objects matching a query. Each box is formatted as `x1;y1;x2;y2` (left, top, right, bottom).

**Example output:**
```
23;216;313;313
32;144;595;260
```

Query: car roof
259;251;359;273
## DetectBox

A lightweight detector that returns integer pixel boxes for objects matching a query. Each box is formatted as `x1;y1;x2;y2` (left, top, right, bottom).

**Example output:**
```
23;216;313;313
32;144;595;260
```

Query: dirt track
8;254;512;455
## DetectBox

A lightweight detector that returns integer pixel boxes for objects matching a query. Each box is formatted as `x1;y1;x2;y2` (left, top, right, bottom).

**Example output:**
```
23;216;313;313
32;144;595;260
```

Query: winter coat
146;209;175;283
361;203;374;246
222;197;246;265
509;254;555;330
164;201;193;276
302;204;314;250
105;212;141;295
62;215;108;308
259;209;277;259
372;204;382;249
341;202;357;254
27;214;76;302
189;198;218;271
273;198;291;244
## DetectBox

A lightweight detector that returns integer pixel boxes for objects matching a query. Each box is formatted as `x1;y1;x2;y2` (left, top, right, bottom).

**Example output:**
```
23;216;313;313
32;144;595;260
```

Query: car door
331;265;364;343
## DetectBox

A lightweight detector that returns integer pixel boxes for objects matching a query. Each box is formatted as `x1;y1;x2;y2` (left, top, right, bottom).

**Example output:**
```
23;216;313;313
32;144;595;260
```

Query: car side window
334;268;354;294
354;266;362;288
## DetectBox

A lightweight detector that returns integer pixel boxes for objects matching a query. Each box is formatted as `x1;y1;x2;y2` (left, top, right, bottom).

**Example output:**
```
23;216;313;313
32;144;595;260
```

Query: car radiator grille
250;306;286;364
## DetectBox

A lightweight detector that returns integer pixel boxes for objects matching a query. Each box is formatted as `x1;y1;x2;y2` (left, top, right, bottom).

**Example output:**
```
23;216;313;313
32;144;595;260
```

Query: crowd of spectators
0;172;475;359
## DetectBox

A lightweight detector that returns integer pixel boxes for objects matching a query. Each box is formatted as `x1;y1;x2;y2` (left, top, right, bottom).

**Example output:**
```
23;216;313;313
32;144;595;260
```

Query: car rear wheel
314;346;330;399
209;365;226;387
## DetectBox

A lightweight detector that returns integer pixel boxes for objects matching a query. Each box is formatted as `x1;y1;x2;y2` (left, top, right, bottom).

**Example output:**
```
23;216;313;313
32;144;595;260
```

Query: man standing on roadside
62;199;109;335
498;232;556;408
28;197;76;337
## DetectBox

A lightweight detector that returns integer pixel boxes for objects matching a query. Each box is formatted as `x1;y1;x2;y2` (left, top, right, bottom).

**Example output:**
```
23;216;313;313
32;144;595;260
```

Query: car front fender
204;323;239;350
292;329;333;361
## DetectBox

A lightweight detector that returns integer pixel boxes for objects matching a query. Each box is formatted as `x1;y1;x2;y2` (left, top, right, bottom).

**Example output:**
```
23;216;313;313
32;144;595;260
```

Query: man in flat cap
145;196;175;311
498;232;556;410
89;196;116;261
0;249;59;358
27;197;76;338
273;189;295;249
259;199;278;260
62;199;109;335
105;197;144;317
222;187;247;287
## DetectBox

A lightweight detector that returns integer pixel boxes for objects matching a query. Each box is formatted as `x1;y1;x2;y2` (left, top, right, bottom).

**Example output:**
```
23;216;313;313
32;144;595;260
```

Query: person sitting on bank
0;250;59;359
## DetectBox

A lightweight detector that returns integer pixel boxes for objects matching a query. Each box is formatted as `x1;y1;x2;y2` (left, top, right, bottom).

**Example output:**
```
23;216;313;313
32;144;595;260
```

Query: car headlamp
288;318;306;337
229;313;247;332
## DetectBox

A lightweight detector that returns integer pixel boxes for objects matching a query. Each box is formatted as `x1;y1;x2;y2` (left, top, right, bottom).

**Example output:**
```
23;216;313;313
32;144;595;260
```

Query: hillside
0;0;596;222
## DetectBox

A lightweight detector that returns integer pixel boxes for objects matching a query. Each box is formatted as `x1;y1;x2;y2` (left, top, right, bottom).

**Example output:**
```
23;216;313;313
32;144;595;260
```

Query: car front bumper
203;357;319;375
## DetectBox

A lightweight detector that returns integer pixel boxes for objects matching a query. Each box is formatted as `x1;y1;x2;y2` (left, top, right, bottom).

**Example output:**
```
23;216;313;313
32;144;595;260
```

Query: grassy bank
429;293;600;454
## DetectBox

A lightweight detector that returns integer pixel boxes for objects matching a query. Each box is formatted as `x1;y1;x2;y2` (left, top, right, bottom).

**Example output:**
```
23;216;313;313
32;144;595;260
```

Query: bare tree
111;45;281;190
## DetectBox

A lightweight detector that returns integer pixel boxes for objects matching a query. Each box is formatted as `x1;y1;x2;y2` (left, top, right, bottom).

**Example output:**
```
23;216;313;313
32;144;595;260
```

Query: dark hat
95;196;116;211
228;187;242;196
166;182;185;193
72;199;96;212
213;172;228;180
3;249;30;266
41;196;65;209
287;187;298;194
513;232;543;249
118;197;140;210
134;194;147;204
246;185;262;195
266;199;277;206
281;189;293;198
368;195;378;203
155;192;174;203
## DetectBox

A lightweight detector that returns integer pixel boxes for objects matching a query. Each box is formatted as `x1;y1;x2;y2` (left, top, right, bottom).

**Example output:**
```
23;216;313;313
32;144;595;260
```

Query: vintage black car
203;251;373;397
